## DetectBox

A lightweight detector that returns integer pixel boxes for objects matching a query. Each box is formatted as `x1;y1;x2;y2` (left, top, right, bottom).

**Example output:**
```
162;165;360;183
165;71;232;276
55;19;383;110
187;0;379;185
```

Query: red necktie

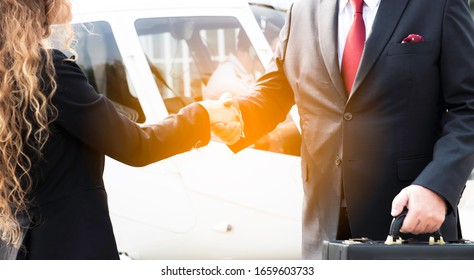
341;0;365;95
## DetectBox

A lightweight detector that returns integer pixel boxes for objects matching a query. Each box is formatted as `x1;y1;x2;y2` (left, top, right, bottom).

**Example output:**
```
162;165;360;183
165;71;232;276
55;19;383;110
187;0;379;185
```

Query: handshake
199;92;244;145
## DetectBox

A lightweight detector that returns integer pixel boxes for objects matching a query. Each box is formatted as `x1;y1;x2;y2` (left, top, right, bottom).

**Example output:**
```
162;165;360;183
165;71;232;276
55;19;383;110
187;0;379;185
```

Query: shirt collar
339;0;381;14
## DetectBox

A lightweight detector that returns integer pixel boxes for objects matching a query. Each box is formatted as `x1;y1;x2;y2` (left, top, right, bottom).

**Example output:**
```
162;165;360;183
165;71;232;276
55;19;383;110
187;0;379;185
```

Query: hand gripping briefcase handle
384;208;445;245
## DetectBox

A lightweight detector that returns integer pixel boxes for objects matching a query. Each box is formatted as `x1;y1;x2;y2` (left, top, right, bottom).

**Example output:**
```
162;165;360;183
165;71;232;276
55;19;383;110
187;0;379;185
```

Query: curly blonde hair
0;0;74;247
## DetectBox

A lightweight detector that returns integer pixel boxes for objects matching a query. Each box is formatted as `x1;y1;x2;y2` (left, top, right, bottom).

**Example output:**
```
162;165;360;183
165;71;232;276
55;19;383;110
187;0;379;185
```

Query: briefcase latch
343;237;372;245
384;235;403;245
428;235;445;245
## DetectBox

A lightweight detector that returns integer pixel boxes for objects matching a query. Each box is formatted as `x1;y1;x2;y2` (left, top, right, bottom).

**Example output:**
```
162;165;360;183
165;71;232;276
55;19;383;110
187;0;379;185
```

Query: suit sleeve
229;4;296;153
413;0;474;210
51;50;210;167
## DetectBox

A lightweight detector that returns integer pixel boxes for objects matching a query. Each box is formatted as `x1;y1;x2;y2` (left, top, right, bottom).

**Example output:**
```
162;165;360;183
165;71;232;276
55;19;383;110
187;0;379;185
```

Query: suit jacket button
344;112;353;121
335;156;342;166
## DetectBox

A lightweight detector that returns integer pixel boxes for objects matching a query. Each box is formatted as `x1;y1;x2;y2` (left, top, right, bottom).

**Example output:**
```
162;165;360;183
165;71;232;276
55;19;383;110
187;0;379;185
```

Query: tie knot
351;0;364;14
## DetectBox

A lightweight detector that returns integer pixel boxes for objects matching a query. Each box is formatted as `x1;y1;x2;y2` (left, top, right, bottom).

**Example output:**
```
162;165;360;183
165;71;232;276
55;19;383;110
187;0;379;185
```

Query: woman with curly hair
0;0;241;260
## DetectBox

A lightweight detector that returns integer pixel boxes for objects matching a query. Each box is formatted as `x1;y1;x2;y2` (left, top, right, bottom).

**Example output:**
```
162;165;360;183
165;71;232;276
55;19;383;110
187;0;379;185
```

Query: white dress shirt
338;0;381;68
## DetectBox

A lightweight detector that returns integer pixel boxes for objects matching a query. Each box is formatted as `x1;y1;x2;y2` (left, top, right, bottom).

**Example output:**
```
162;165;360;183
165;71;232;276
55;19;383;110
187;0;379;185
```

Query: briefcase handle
384;208;445;245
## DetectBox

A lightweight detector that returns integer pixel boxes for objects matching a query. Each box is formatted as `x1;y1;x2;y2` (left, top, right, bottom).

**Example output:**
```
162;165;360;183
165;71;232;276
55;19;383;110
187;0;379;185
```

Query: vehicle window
249;3;288;50
71;21;146;123
135;16;300;156
135;16;264;107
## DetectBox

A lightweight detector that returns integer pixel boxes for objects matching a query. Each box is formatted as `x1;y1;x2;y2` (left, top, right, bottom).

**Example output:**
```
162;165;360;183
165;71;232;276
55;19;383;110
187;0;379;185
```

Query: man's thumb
391;188;408;217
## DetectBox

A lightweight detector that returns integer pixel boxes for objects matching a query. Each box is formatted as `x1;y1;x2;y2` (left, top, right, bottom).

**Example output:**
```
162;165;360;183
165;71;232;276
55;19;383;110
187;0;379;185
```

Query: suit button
344;112;353;121
335;156;342;166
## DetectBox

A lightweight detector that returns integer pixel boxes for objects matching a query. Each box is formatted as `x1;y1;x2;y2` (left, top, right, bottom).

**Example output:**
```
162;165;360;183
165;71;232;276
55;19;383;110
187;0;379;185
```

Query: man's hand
391;184;447;234
199;92;243;145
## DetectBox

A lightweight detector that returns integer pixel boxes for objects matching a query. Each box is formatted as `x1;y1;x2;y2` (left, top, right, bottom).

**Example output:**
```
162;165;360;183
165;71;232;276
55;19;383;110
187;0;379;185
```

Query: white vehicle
64;0;303;259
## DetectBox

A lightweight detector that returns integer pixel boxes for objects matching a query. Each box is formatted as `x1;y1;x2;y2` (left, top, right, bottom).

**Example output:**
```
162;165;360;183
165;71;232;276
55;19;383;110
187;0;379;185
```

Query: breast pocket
387;41;437;56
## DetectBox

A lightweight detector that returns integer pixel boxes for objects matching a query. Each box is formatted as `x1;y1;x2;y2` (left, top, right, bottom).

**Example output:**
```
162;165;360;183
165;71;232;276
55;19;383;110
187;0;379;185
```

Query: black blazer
231;0;474;259
18;50;210;259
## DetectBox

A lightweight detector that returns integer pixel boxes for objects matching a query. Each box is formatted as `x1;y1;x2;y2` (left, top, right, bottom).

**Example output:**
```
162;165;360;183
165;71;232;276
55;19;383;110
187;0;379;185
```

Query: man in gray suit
211;0;474;259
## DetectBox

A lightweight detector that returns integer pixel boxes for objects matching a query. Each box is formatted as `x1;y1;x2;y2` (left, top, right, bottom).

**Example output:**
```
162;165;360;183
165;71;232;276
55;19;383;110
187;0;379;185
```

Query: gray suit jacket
231;0;474;259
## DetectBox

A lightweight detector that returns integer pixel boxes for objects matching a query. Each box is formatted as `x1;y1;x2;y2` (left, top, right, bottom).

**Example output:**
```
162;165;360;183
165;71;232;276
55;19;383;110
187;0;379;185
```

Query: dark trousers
336;207;352;240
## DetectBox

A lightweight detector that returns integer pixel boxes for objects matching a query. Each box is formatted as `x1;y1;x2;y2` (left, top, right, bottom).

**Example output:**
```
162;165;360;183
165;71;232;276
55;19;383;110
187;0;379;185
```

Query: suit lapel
318;0;347;103
350;0;409;98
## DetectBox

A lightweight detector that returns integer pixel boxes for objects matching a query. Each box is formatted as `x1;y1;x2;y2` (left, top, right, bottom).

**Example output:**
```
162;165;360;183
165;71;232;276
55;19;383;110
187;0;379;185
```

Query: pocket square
401;34;424;43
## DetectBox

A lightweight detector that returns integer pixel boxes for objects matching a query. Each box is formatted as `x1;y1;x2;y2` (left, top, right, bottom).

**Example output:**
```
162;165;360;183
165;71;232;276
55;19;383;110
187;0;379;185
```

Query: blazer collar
318;0;347;103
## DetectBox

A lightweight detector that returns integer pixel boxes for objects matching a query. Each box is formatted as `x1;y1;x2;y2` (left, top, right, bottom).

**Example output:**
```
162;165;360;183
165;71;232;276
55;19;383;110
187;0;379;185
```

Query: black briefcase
322;210;474;260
